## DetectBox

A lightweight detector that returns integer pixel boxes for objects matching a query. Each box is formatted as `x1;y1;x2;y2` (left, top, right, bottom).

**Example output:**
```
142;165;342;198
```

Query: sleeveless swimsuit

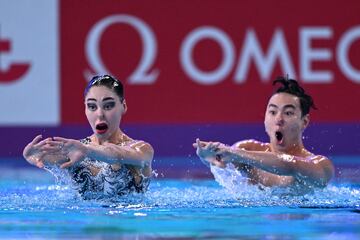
67;137;150;199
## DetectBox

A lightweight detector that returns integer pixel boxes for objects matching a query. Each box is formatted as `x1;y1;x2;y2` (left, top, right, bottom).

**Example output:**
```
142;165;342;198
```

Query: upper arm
122;141;154;178
295;155;334;187
123;140;154;163
314;155;335;185
137;141;154;162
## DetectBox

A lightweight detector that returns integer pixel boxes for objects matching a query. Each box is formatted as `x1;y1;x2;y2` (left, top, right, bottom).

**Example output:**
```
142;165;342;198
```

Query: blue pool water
1;157;360;239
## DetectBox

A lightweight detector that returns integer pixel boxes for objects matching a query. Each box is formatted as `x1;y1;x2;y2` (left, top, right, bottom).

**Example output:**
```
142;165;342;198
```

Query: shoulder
307;153;333;166
298;154;334;186
310;154;335;175
122;139;153;150
122;139;154;160
232;139;269;151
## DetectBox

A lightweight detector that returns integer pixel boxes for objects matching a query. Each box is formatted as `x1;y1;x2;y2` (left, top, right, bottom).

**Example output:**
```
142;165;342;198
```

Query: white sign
0;0;59;126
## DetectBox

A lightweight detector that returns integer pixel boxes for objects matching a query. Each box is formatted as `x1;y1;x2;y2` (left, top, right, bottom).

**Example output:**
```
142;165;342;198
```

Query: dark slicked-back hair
272;76;316;117
84;74;124;102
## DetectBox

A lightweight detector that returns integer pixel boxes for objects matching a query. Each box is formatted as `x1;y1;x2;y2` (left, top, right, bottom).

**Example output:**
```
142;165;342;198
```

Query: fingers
29;139;64;156
44;140;65;148
35;161;45;169
36;137;53;147
209;142;220;152
50;137;73;150
204;141;221;152
31;135;68;147
196;138;201;148
194;138;207;148
28;135;50;149
40;145;64;154
27;155;45;168
60;159;73;169
213;142;221;148
24;135;51;157
31;135;43;144
192;139;200;148
194;140;223;150
53;136;68;142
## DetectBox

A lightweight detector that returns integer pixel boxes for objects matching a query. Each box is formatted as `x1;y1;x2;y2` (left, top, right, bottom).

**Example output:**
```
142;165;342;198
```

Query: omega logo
84;14;159;84
85;14;360;85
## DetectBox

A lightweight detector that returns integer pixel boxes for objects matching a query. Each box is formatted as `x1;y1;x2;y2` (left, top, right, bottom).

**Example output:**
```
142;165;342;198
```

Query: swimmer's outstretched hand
23;135;53;168
193;138;226;168
44;137;87;169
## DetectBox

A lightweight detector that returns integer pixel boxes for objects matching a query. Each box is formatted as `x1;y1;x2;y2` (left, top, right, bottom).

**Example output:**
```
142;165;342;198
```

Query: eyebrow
102;97;115;102
268;104;296;109
86;97;115;102
268;103;278;108
283;104;296;110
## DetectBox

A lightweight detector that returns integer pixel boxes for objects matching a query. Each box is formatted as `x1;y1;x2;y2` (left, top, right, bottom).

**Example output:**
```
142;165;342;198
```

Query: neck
270;141;306;156
92;128;126;145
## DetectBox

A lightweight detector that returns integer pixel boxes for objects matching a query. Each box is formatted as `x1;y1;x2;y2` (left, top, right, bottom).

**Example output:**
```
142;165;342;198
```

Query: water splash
210;163;254;194
0;168;359;212
44;165;72;186
209;164;360;208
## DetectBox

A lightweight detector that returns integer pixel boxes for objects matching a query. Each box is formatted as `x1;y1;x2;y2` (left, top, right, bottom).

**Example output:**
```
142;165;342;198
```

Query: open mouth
96;123;108;134
275;131;283;144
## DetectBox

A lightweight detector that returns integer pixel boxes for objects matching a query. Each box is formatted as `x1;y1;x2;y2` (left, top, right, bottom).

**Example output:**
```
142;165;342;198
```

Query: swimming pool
1;157;360;239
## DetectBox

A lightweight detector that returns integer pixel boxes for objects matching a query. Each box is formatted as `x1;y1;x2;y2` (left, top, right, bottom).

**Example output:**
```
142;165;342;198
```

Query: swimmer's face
85;86;127;140
264;93;309;148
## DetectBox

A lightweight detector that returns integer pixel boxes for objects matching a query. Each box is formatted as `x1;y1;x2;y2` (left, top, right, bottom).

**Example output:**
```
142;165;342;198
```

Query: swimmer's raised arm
193;138;262;170
46;137;154;169
215;146;334;187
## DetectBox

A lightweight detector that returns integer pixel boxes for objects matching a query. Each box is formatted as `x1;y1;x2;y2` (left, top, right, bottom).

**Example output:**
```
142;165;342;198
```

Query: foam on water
0;166;359;212
209;164;360;208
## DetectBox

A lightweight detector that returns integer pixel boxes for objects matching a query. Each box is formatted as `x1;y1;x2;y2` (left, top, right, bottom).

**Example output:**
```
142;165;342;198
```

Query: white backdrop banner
0;0;59;126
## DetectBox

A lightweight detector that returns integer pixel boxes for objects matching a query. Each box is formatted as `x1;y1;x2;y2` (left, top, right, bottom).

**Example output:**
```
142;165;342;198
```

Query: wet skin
23;86;154;181
194;93;334;191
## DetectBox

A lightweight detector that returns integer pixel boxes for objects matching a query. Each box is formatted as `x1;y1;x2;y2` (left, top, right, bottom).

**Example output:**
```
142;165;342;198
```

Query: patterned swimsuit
67;137;150;199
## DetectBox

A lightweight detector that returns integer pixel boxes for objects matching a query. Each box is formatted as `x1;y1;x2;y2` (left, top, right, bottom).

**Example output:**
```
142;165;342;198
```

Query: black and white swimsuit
67;137;150;199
